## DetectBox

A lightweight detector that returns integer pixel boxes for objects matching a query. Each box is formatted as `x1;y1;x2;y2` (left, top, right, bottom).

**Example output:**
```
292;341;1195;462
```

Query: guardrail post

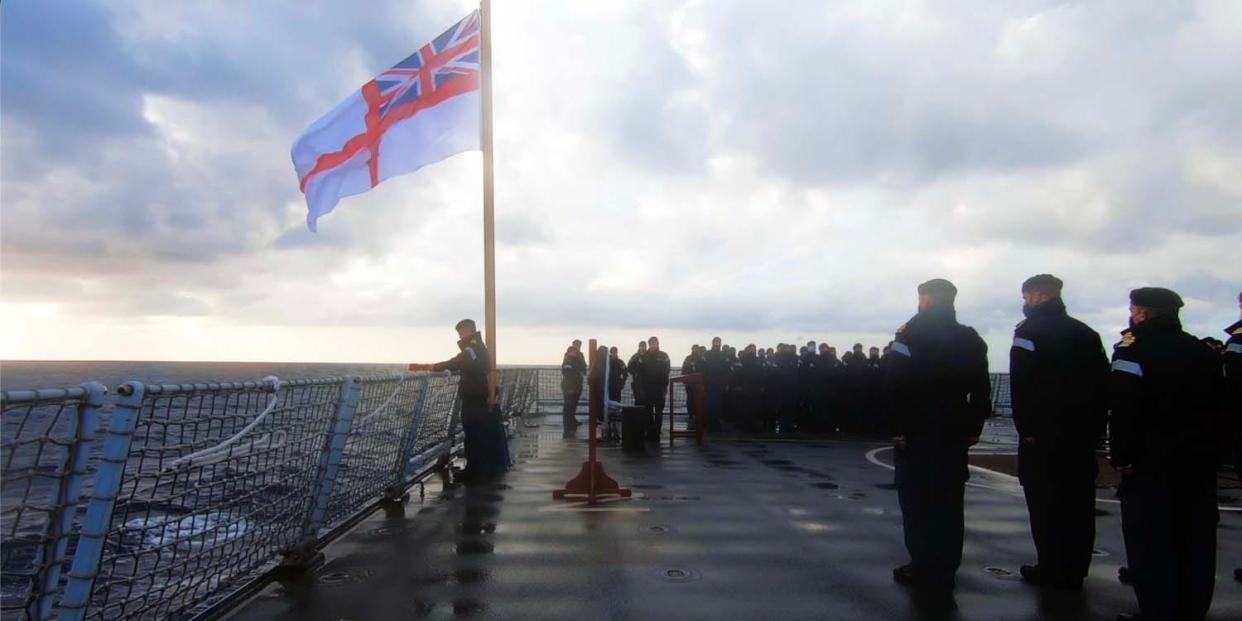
60;382;143;621
281;375;361;570
383;376;430;503
32;383;107;620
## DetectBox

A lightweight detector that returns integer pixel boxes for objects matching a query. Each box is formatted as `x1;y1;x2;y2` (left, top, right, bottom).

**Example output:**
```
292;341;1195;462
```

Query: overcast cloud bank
2;0;1239;367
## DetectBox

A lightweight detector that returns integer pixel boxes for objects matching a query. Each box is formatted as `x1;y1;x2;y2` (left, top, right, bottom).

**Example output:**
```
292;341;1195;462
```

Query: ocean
0;360;412;392
0;360;459;614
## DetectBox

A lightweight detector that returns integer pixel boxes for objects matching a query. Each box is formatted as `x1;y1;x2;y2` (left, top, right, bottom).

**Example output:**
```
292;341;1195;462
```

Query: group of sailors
549;275;1239;621
561;337;900;438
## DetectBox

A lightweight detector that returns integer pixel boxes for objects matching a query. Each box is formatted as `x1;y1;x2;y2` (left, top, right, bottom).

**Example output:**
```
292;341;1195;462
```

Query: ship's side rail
1;384;108;621
532;367;687;414
0;369;539;621
532;367;1013;417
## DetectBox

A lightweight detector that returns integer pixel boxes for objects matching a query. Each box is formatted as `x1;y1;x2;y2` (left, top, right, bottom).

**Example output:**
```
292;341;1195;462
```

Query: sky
1;0;1240;369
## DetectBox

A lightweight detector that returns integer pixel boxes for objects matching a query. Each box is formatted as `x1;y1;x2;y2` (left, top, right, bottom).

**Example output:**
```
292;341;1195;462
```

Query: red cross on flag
292;11;482;232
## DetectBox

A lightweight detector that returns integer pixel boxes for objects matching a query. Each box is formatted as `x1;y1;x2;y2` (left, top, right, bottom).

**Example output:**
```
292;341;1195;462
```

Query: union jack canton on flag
292;11;482;232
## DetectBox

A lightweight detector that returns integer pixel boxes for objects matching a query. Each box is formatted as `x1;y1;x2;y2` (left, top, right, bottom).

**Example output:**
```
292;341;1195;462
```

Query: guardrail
532;367;1013;417
532;367;687;414
1;369;539;621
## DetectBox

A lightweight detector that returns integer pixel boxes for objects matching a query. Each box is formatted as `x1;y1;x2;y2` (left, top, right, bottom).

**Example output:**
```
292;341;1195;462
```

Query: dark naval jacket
608;355;628;400
1010;298;1110;462
561;349;587;394
1225;320;1242;433
642;349;673;398
702;348;728;387
1109;315;1222;477
682;353;701;375
885;304;992;445
433;332;491;406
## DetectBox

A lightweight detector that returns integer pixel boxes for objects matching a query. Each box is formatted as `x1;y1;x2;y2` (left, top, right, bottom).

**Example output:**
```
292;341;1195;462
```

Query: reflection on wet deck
228;417;1242;620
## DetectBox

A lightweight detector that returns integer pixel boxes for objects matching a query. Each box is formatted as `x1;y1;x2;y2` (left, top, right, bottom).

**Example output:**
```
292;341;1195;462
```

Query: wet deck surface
229;416;1242;620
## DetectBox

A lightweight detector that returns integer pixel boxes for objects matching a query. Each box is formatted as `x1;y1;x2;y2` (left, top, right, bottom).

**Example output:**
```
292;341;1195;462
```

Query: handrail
0;368;539;621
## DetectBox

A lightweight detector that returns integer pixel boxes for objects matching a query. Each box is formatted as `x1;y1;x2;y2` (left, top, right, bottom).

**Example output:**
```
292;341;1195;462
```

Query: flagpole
481;0;498;404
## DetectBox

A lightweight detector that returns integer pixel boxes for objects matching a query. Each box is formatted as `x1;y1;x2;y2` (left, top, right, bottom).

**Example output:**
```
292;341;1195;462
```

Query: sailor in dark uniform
608;346;627;403
773;344;800;432
798;344;818;430
431;319;507;479
810;343;835;432
681;346;701;376
561;341;587;428
681;345;704;423
641;336;672;439
1009;274;1110;589
628;341;648;406
865;346;885;433
1226;292;1242;583
1110;287;1222;621
843;343;870;432
737;344;765;431
702;337;727;432
885;279;992;588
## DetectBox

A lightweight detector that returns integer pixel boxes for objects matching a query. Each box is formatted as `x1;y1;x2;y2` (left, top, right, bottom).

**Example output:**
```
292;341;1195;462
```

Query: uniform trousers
1019;443;1098;579
895;440;968;578
562;387;582;427
1119;472;1217;620
461;400;508;477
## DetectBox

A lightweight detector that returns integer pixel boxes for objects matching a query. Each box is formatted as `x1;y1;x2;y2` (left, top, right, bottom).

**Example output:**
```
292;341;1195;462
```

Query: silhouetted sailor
843;343;870;432
561;341;586;428
628;341;648;406
431;319;507;479
1225;292;1242;583
885;279;991;588
702;337;727;432
825;346;845;429
798;344;818;429
641;336;672;439
737;345;765;431
865;346;885;432
724;345;744;423
608;346;627;403
681;346;701;375
681;345;704;423
1111;287;1222;621
1008;274;1109;589
773;344;799;432
809;343;835;432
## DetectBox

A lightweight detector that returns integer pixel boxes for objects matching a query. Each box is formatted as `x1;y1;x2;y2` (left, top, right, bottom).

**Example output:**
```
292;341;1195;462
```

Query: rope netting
1;387;99;620
321;373;458;531
87;380;340;620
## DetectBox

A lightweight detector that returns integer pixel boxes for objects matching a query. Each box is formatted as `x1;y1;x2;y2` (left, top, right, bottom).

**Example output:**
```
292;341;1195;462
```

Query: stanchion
553;339;631;502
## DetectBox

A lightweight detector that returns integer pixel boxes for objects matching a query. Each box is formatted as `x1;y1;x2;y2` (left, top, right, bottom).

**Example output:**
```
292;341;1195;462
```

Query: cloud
2;0;1240;367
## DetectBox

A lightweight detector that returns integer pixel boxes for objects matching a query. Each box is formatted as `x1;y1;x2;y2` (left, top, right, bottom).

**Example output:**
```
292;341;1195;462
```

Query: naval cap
917;278;957;302
1129;287;1183;311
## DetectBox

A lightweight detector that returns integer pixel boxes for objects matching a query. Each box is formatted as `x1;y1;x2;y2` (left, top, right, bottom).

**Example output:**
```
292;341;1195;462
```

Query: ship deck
226;417;1242;620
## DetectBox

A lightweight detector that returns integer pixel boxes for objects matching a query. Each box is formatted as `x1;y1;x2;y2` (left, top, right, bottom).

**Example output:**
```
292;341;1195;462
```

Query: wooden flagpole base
552;461;631;501
552;339;631;503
